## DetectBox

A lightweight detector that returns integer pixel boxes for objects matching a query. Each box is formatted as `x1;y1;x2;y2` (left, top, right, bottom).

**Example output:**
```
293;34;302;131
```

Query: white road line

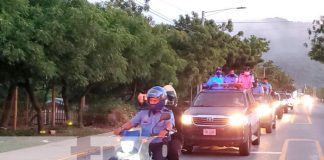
251;151;281;155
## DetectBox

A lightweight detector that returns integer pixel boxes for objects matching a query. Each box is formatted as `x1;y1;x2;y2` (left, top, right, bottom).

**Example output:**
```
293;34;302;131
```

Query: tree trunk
77;84;93;128
24;79;44;133
25;93;30;126
51;83;56;127
12;86;18;131
0;83;15;128
127;81;137;102
78;96;85;128
61;79;70;122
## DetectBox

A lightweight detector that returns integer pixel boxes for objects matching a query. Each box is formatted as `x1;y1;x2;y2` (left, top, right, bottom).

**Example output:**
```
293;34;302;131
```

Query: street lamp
201;7;246;26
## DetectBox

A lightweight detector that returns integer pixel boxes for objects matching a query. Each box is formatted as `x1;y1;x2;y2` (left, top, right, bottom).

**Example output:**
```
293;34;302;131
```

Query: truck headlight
181;115;193;125
281;101;287;105
256;104;272;117
121;141;134;153
228;114;248;126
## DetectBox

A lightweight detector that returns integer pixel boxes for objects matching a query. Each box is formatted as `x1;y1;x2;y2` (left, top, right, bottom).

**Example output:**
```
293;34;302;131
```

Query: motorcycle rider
113;86;175;160
137;90;149;109
163;84;182;160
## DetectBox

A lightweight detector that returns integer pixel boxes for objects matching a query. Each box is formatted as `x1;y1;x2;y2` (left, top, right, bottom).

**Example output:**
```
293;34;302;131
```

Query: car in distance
277;92;289;113
253;94;277;133
181;88;261;156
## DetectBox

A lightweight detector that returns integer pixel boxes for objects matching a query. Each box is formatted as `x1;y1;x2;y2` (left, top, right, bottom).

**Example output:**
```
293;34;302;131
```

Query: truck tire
266;124;272;133
277;109;283;120
182;145;193;154
239;132;251;156
252;127;261;145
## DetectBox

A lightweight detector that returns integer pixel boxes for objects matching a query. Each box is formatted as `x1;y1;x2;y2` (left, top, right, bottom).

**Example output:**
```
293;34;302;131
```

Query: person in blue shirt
114;86;174;160
261;77;272;95
224;69;238;84
206;67;225;89
252;78;265;95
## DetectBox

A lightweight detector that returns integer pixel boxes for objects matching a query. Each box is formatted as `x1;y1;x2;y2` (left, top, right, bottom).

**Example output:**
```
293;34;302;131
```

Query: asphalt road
71;101;324;160
181;102;324;160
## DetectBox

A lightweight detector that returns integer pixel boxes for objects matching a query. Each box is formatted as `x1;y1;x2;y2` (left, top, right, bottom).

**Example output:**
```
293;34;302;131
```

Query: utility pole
201;7;246;26
202;11;206;26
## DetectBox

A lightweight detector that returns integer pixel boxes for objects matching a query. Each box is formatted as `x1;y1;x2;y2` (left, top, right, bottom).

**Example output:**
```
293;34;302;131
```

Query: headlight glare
228;114;248;126
121;140;134;153
181;115;193;125
256;104;272;117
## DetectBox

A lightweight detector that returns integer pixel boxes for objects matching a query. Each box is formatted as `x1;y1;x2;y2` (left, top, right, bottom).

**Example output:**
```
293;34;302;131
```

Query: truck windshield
193;92;245;107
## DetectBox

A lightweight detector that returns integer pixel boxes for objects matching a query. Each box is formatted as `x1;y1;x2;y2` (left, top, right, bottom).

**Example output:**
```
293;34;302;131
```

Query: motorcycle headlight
256;104;272;117
121;140;135;153
228;114;248;126
181;115;193;125
273;101;281;108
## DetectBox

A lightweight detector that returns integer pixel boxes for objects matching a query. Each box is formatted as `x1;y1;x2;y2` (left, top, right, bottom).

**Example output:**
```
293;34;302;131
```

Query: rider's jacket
131;107;175;143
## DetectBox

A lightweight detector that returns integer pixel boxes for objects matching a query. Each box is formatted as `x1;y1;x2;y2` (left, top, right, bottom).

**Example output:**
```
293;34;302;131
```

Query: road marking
57;146;114;160
279;139;324;160
251;151;281;155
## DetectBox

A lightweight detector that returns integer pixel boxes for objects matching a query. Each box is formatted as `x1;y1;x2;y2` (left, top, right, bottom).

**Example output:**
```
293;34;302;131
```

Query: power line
158;0;188;13
133;0;196;32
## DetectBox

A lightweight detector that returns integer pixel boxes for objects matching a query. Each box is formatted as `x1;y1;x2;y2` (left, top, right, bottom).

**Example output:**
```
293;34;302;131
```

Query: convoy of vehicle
180;86;297;156
181;88;260;156
254;94;276;133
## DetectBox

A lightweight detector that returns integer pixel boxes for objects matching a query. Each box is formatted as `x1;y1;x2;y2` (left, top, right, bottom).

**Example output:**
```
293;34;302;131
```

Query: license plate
203;129;216;135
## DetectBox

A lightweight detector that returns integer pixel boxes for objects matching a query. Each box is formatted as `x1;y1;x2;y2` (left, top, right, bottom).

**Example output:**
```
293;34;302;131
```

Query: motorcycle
109;113;176;160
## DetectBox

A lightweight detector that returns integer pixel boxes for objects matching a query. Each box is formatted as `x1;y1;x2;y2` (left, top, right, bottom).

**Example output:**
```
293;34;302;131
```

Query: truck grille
193;117;228;126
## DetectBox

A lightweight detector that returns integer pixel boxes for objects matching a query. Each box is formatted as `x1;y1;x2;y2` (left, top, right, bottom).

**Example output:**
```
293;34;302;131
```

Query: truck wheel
182;145;193;154
266;124;272;133
252;127;261;145
277;110;283;119
272;120;277;129
239;132;251;156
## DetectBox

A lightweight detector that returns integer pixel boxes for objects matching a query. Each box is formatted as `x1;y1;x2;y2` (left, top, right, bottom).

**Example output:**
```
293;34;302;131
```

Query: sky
89;0;324;23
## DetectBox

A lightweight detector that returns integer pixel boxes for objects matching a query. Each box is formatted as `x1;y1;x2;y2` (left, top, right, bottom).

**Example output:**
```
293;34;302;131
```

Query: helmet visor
148;97;160;105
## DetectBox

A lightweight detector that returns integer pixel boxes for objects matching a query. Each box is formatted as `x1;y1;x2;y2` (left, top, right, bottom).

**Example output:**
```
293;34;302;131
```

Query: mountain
232;17;324;88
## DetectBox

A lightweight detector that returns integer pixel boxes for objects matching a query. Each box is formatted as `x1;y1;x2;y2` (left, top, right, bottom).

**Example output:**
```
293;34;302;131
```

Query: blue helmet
147;86;167;111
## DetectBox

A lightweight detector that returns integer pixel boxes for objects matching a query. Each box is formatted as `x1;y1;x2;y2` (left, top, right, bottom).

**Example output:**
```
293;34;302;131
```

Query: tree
0;0;57;132
254;61;295;92
307;16;324;63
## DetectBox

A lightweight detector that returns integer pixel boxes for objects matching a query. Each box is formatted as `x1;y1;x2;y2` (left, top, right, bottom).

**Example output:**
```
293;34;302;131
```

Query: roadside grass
0;98;136;152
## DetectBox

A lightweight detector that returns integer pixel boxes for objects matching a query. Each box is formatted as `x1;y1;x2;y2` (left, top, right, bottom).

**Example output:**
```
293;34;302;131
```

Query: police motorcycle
163;85;182;160
109;113;176;160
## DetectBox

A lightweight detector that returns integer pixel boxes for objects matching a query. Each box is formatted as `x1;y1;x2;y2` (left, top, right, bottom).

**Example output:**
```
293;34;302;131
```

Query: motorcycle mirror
160;113;171;121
